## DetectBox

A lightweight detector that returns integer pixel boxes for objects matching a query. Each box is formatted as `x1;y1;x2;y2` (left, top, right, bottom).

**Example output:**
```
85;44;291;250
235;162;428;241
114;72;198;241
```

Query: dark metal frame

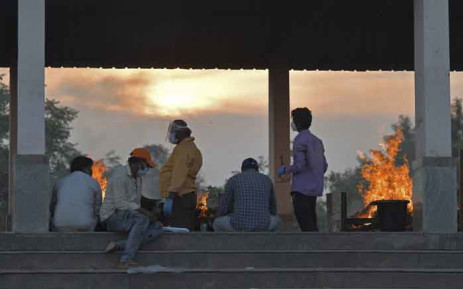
341;192;376;231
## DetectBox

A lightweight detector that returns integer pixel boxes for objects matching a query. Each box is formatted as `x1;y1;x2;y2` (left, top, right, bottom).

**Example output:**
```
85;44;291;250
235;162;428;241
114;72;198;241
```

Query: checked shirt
219;170;277;231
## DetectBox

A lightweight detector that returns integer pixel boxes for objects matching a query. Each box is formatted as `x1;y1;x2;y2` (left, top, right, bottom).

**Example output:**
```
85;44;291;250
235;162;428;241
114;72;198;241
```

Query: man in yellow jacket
160;120;203;231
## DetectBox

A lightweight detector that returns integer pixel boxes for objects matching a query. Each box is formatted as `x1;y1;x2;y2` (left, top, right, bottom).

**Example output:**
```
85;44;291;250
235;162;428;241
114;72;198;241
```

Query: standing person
278;108;328;231
50;156;102;232
160;120;203;231
100;148;162;268
213;158;282;232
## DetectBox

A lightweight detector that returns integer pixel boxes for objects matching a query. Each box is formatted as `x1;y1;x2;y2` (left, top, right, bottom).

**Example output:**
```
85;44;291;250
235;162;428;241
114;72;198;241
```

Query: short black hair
241;158;259;172
128;156;143;165
291;107;312;130
70;156;93;173
173;119;188;127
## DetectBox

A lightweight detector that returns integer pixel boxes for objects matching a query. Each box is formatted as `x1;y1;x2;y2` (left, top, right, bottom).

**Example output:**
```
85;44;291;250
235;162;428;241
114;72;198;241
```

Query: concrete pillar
268;67;293;228
9;0;49;233
413;0;456;233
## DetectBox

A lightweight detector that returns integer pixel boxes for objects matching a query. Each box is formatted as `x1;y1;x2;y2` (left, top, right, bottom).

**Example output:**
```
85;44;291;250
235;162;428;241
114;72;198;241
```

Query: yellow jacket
160;137;203;197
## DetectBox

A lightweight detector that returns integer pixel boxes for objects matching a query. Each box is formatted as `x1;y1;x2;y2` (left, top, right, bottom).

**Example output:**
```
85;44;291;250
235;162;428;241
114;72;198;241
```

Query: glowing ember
92;159;108;199
357;128;413;218
197;192;209;218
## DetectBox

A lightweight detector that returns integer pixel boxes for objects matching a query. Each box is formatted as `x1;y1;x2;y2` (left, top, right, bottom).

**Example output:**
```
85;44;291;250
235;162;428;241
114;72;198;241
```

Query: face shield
166;121;188;144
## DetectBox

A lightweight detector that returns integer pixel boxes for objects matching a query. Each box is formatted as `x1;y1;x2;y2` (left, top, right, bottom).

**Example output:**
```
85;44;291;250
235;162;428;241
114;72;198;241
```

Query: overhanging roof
1;0;462;70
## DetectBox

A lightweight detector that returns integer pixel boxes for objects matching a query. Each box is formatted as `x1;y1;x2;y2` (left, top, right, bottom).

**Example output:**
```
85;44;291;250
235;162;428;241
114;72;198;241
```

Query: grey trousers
104;210;163;262
213;215;283;232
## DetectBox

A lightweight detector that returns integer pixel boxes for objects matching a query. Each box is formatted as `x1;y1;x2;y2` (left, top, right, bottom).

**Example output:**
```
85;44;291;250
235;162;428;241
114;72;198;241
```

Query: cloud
46;69;158;116
46;69;458;122
5;68;463;122
45;68;269;118
290;71;415;119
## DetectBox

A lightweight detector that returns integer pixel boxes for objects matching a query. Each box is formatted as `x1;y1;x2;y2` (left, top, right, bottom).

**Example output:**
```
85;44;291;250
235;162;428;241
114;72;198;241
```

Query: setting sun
145;77;216;116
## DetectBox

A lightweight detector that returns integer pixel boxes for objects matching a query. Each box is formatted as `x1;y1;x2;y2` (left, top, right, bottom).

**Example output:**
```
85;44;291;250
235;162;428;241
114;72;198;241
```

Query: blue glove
163;196;174;216
277;166;286;177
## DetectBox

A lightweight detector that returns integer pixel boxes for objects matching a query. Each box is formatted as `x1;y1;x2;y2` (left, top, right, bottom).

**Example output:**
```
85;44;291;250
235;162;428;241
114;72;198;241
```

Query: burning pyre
196;192;210;219
92;159;108;199
357;128;413;218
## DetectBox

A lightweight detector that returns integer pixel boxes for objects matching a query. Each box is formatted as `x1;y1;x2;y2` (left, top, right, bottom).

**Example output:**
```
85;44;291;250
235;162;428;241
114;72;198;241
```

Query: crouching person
50;156;102;232
100;148;163;268
213;158;282;232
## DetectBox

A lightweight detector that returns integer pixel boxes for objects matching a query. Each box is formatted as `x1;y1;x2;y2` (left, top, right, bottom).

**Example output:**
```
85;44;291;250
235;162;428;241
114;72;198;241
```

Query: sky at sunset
2;67;463;186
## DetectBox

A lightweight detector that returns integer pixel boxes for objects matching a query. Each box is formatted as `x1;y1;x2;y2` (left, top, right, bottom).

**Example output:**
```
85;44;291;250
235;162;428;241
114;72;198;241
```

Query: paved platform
1;233;463;288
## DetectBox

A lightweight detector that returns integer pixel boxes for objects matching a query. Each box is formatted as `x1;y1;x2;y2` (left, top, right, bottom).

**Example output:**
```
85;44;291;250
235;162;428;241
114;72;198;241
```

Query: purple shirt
286;130;328;196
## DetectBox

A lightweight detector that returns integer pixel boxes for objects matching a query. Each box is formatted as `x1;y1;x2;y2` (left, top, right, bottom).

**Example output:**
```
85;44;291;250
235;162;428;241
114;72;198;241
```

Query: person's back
141;168;161;201
290;130;327;196
228;170;275;231
51;157;101;232
278;107;328;231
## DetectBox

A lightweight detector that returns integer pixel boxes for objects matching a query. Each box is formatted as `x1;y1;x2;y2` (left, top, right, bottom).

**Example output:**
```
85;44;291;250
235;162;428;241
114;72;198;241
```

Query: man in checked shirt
213;158;282;232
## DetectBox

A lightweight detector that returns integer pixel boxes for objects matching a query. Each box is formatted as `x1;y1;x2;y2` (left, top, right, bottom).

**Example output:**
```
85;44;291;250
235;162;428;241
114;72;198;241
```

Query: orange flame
197;192;209;218
358;128;413;218
92;159;108;199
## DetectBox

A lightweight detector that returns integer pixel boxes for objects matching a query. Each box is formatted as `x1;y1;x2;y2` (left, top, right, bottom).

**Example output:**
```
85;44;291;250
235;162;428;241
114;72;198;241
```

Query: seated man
100;148;163;268
139;165;163;223
50;156;102;232
213;158;282;232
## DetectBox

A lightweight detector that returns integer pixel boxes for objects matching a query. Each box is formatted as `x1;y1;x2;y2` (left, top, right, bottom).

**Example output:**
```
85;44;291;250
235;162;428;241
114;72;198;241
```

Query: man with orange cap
100;148;162;268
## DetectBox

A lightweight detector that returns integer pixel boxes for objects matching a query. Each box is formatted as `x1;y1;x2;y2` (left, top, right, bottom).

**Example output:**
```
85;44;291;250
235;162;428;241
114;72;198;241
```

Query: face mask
291;121;298;132
137;166;149;177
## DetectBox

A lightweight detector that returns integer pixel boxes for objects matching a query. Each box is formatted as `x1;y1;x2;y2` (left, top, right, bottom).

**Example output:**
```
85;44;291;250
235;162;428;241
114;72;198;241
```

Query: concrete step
2;250;463;270
2;232;463;251
1;268;463;289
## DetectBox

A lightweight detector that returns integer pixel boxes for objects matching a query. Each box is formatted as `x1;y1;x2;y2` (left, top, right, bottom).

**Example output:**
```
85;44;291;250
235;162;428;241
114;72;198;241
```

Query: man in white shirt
140;167;163;221
50;156;102;232
100;148;163;268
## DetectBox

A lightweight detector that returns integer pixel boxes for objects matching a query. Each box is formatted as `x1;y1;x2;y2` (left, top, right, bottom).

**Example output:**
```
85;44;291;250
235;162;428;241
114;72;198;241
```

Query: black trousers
140;196;163;223
140;196;160;211
292;192;318;231
169;192;197;231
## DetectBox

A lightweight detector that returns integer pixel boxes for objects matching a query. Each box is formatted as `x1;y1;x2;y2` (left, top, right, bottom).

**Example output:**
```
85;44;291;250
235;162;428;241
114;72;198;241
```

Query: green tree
390;115;415;167
0;76;9;231
0;75;81;182
452;98;463;154
45;99;81;182
104;149;122;168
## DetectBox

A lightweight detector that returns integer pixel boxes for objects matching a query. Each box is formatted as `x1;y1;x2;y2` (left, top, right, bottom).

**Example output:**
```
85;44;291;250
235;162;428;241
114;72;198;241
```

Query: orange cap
130;148;156;168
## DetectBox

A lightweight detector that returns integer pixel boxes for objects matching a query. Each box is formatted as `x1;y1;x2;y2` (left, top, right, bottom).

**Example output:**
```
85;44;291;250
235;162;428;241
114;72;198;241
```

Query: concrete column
9;0;49;233
413;0;456;233
269;67;293;228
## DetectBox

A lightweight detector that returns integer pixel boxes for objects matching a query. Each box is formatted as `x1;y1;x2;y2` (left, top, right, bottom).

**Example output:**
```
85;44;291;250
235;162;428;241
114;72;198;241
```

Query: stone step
1;268;463;289
2;250;463;270
2;232;463;251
